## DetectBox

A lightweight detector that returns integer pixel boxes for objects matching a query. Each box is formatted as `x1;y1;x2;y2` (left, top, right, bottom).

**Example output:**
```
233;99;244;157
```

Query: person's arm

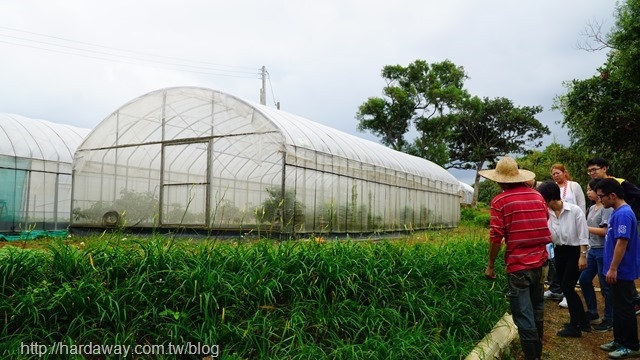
590;209;610;236
622;180;640;214
600;207;613;229
576;210;589;270
573;181;587;214
606;238;629;284
588;226;607;236
485;240;502;279
622;180;640;200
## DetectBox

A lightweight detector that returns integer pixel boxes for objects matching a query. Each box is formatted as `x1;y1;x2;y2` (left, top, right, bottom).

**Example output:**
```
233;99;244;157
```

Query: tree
406;115;454;167
447;96;550;205
477;179;502;206
356;60;549;204
516;143;589;185
555;0;640;183
475;143;588;208
356;59;469;166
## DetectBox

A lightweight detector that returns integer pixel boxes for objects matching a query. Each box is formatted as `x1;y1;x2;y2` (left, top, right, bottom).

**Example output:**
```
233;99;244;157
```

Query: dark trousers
612;279;640;351
547;256;562;294
554;245;587;327
508;264;546;360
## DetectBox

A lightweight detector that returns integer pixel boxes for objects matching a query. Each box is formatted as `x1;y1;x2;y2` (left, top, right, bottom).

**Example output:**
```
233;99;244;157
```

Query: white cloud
0;0;617;183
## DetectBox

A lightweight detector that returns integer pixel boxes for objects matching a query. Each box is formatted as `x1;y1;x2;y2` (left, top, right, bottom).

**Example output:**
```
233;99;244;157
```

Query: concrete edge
465;312;518;360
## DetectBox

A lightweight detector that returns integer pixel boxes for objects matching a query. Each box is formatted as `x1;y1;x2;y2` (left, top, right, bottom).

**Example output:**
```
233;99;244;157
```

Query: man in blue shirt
595;178;640;358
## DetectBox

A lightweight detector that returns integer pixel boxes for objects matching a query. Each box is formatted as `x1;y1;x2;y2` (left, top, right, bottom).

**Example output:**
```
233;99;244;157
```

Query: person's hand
485;265;496;280
578;256;587;271
606;268;618;285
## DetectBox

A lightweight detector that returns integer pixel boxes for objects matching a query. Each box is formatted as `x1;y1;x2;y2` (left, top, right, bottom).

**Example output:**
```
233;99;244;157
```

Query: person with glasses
586;157;640;315
594;178;640;359
480;157;551;360
578;178;614;332
586;158;640;217
537;181;590;337
546;164;587;308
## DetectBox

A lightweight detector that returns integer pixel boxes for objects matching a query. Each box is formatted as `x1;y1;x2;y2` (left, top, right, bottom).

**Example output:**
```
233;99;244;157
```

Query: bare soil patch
512;282;640;360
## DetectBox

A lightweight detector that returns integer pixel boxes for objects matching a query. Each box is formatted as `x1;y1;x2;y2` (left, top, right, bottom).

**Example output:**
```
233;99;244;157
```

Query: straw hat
479;157;535;183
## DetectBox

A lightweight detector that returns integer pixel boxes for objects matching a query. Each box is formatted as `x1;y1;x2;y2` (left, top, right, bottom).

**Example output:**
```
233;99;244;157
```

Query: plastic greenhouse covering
0;114;90;234
71;87;461;236
458;181;474;205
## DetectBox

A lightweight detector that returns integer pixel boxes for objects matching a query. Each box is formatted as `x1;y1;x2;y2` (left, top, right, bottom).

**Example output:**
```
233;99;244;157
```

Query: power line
0;38;260;79
0;26;258;71
265;70;280;108
0;26;284;108
0;26;261;78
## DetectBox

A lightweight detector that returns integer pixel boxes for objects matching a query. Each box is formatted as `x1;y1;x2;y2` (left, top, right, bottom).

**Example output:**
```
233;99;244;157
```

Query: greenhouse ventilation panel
70;87;461;236
0;114;90;234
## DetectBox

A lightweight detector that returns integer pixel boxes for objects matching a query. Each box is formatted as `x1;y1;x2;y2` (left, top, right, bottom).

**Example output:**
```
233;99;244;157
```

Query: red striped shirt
489;186;552;273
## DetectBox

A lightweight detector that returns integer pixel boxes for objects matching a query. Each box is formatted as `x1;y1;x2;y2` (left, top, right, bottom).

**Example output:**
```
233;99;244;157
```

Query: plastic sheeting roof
79;87;459;187
0;113;91;163
258;105;458;186
458;181;474;205
459;181;474;193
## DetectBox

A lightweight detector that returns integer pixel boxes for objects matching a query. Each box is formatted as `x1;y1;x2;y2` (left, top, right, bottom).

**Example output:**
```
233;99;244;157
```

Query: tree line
355;0;640;206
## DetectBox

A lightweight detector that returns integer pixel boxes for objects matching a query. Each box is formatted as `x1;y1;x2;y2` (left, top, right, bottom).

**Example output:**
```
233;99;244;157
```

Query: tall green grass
0;229;508;359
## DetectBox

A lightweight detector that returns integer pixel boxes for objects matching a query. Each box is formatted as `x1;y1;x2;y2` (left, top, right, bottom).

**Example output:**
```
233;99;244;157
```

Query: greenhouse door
160;141;209;226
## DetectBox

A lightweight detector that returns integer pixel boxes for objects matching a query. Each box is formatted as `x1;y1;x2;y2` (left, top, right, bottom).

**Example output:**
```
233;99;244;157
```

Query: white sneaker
559;297;568;308
544;290;564;301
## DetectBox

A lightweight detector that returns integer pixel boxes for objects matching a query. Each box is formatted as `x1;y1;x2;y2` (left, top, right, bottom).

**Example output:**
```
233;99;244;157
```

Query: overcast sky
0;1;617;184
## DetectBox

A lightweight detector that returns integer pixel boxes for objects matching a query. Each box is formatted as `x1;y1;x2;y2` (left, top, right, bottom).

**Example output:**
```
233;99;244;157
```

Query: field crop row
0;230;507;359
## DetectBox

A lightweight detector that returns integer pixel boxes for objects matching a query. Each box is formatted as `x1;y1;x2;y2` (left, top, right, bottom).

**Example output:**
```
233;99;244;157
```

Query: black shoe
593;319;613;332
557;324;582;337
562;322;591;332
579;323;592;332
586;312;602;325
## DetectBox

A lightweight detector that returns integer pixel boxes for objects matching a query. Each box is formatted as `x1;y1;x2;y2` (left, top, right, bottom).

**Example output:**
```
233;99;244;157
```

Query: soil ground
512;281;640;360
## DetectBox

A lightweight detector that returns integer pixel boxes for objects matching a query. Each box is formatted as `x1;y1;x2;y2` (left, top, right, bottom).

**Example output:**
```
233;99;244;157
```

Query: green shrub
477;180;502;204
460;207;476;222
460;206;490;227
473;213;491;227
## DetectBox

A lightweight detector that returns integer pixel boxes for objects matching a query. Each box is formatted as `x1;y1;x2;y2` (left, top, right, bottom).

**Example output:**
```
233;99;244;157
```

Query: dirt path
513;285;640;359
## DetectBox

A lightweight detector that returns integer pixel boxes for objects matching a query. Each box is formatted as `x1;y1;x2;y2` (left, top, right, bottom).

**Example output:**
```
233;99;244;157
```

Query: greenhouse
70;87;461;236
458;181;474;205
0;113;90;236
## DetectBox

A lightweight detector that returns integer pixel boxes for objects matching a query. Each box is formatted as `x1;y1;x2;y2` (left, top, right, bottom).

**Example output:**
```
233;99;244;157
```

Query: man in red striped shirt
480;157;552;360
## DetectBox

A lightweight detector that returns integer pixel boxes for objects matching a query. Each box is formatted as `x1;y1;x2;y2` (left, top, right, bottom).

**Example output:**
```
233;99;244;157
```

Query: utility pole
260;65;266;105
260;65;280;109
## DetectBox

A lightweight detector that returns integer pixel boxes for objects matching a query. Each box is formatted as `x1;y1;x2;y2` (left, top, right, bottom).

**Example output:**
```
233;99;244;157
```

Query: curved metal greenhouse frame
0;113;90;234
70;87;460;236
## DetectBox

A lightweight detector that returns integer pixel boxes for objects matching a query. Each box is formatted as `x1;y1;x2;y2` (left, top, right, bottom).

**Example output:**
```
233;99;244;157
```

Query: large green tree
355;59;469;166
475;143;589;207
447;96;550;205
515;143;589;185
555;0;640;182
356;60;549;205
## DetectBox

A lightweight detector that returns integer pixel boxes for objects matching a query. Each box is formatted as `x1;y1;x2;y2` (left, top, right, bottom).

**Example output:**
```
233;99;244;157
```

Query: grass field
0;224;508;359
